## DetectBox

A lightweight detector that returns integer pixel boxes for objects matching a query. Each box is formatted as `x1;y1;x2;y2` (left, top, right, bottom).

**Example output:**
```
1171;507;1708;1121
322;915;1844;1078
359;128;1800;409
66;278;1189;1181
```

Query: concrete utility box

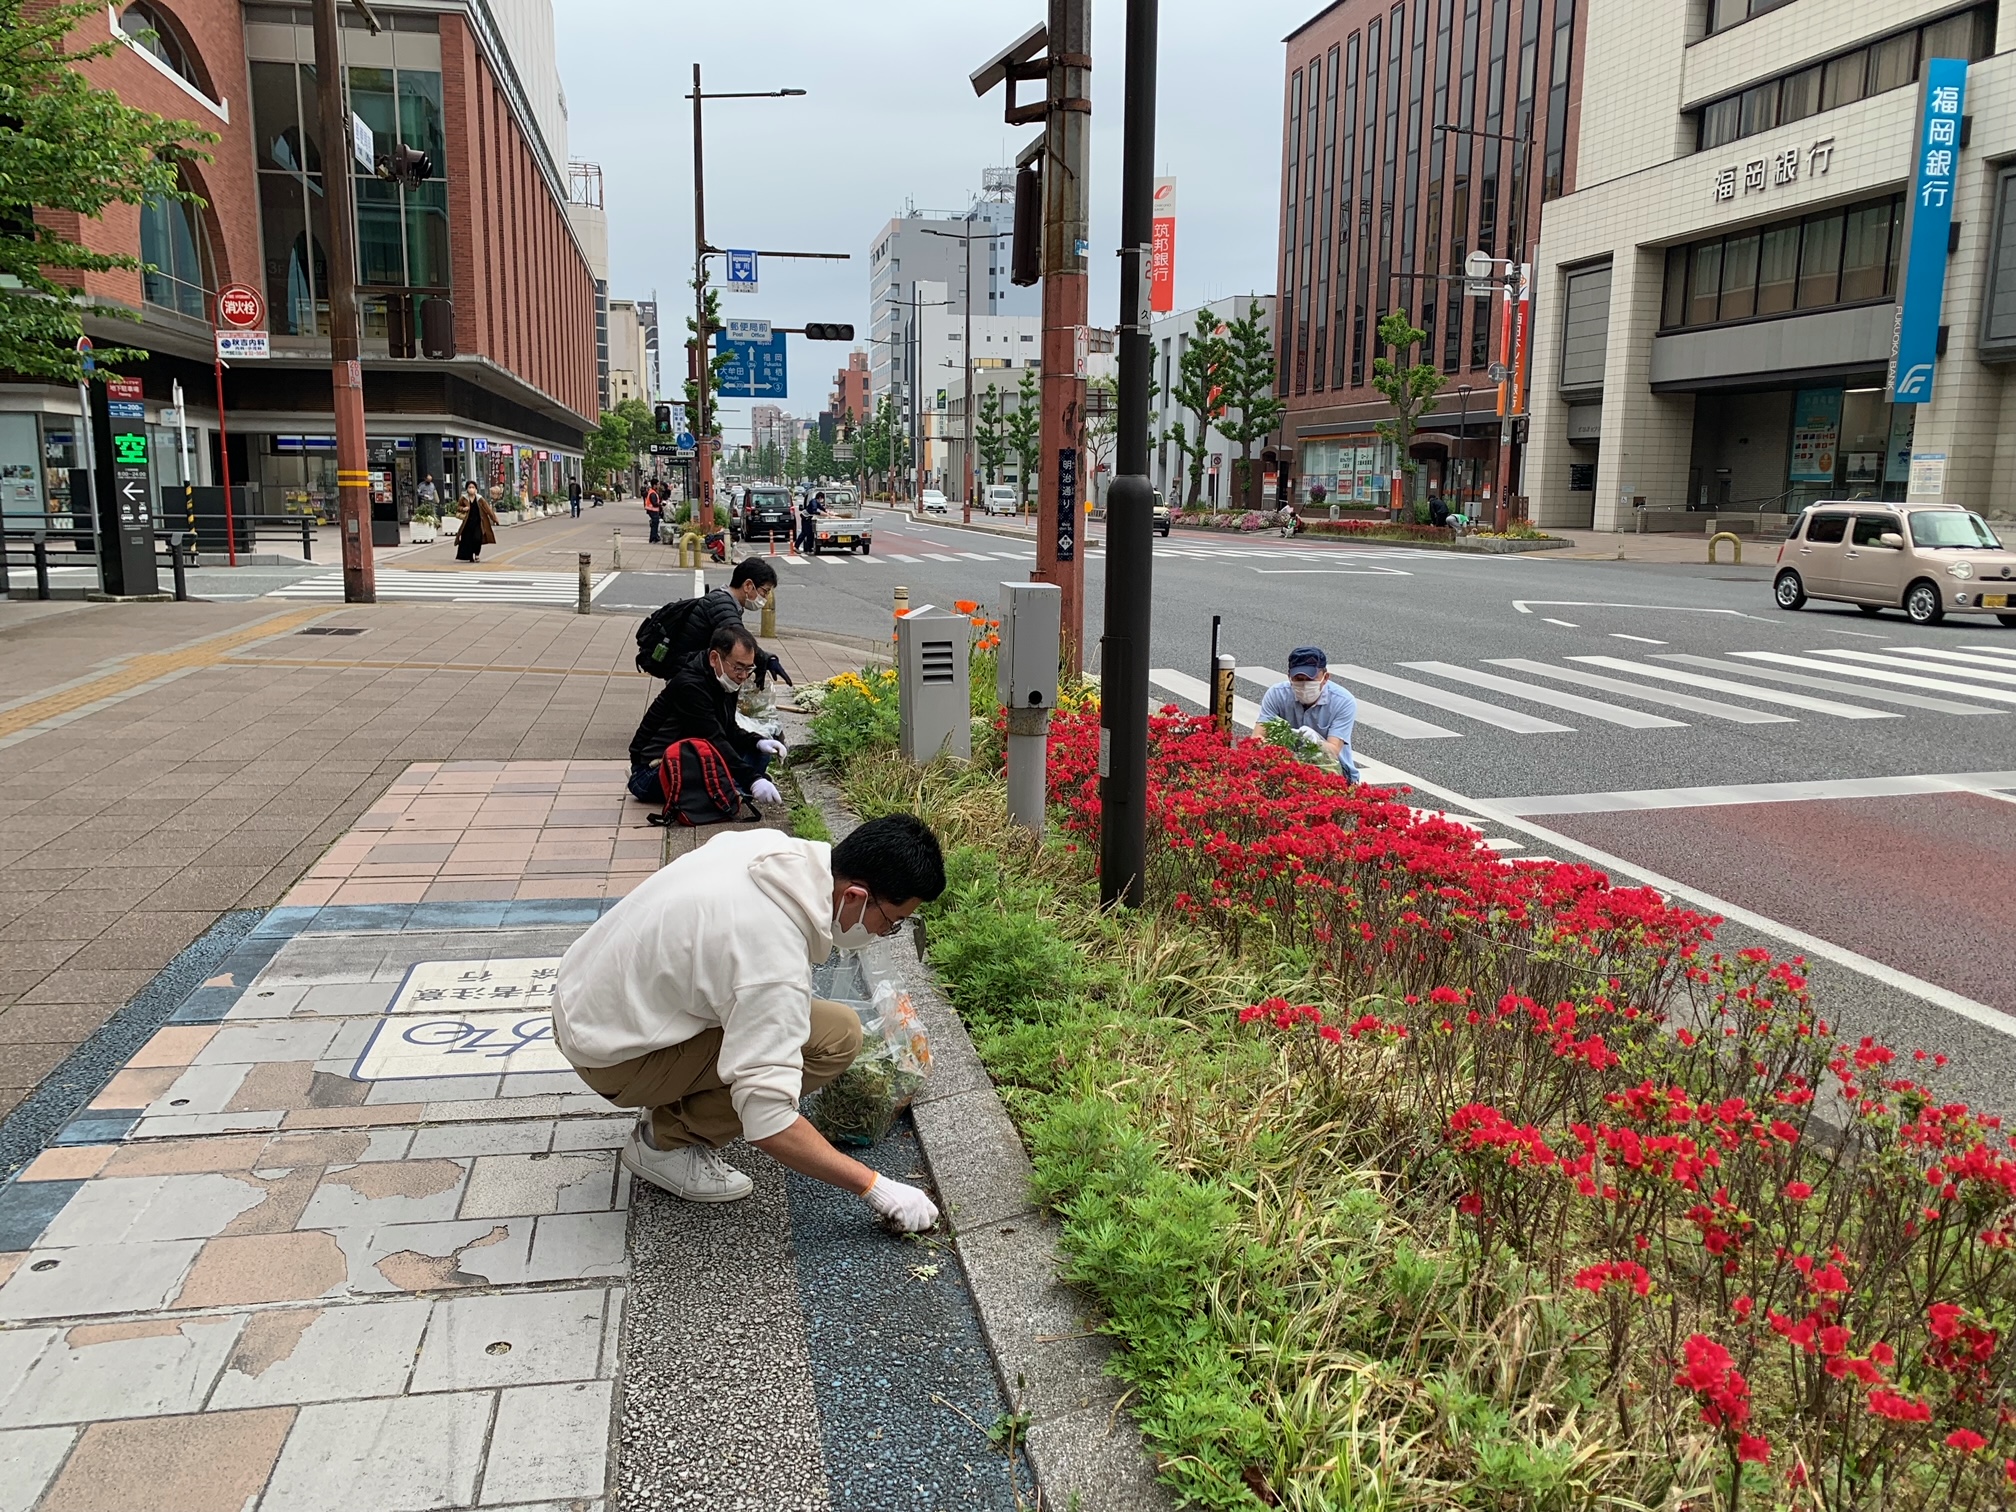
997;582;1061;710
896;604;972;762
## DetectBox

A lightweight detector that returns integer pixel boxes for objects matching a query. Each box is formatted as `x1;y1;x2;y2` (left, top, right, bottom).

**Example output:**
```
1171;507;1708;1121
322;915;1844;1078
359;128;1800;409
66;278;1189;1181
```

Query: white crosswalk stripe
1401;661;1684;729
1830;646;2016;683
1332;664;1573;734
1881;646;2016;674
1232;671;1459;739
1566;655;1897;720
1808;648;2016;689
887;554;919;562
1656;654;2001;715
1731;651;2016;706
1958;644;2016;660
264;569;602;605
1488;660;1794;724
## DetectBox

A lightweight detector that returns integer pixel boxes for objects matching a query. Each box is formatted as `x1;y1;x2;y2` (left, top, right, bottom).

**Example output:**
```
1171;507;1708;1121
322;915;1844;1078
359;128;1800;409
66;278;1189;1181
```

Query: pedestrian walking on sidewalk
455;483;496;562
417;474;439;514
553;813;947;1231
569;478;583;518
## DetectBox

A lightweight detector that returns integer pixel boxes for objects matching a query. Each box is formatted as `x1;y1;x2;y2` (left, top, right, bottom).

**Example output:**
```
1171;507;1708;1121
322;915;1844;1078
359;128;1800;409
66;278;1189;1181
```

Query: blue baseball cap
1287;646;1328;675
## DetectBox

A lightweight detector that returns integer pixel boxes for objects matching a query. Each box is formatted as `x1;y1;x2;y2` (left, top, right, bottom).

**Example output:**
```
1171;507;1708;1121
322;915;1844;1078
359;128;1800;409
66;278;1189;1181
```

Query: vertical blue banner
1056;448;1077;563
1889;58;1968;405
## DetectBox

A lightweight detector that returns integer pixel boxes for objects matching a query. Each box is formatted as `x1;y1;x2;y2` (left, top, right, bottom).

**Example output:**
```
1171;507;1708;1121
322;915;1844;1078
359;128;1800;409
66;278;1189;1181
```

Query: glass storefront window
1662;199;1898;332
139;179;212;320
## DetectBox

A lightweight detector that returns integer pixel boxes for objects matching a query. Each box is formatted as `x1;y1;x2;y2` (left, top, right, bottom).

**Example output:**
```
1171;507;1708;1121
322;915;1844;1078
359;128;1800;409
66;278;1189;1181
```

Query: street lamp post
688;67;806;534
1456;383;1472;511
921;221;1009;524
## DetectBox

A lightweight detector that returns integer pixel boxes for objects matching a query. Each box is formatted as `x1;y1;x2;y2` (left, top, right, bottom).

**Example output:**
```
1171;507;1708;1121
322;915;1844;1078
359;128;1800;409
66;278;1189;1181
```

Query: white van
983;484;1020;515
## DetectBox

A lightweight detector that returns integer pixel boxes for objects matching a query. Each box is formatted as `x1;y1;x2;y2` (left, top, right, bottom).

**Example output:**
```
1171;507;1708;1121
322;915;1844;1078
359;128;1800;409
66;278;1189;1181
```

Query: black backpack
636;597;704;677
646;739;760;827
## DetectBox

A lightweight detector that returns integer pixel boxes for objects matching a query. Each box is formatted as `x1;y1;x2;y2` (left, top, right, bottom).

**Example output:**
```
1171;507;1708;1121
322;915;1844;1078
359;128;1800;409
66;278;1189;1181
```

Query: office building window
1708;0;1799;34
140;170;213;320
1659;194;1900;330
1697;6;1994;153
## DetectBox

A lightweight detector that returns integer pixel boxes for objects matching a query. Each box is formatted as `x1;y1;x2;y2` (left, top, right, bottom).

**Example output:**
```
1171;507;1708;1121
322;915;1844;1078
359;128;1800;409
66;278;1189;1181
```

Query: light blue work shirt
1257;678;1358;779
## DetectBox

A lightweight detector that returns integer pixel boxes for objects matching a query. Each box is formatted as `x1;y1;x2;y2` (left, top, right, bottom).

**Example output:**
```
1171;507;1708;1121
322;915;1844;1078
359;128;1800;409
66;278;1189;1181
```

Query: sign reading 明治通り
352;958;571;1080
1889;58;1968;405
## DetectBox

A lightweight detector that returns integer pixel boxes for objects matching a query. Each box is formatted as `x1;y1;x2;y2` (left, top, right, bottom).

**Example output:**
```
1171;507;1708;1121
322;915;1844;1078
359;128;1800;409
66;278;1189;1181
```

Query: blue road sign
714;330;788;397
726;249;759;294
1889;57;1968;406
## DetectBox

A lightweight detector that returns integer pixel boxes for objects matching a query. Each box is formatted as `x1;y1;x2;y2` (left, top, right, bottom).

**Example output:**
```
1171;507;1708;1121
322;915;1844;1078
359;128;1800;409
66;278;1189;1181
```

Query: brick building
827;350;871;431
1275;0;1587;510
3;0;596;535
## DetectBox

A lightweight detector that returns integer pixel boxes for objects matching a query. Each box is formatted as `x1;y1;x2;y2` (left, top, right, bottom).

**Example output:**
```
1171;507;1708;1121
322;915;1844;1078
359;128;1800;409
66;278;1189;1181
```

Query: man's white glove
750;777;782;805
862;1173;940;1233
756;738;787;759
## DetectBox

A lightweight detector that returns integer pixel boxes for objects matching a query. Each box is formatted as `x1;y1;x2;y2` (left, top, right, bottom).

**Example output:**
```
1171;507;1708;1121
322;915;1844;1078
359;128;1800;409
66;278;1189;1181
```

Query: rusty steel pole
310;0;375;603
1033;0;1090;676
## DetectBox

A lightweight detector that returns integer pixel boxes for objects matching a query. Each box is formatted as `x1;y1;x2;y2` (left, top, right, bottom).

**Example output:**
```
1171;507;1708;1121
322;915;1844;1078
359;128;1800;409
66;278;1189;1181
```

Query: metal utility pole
921;220;1007;523
1099;0;1157;909
1037;0;1091;673
310;0;375;603
691;64;715;533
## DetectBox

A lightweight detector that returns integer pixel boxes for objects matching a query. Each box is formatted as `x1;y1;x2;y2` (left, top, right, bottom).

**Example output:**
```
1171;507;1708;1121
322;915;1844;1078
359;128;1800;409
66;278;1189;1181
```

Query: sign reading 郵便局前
1889;58;1969;406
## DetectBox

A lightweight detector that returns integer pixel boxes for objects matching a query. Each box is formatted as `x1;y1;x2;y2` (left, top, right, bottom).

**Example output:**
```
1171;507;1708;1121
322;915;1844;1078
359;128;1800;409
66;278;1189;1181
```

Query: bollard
577;552;592;615
301;516;313;561
1214;653;1236;738
168;534;189;602
1707;531;1743;566
33;536;51;600
611;529;622;571
760;586;777;639
680;531;702;569
893;584;909;642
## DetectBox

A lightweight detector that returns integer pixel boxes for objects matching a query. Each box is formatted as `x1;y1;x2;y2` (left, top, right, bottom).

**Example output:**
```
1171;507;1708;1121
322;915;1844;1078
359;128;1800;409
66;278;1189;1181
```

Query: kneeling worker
1258;645;1360;781
552;814;947;1231
628;623;782;807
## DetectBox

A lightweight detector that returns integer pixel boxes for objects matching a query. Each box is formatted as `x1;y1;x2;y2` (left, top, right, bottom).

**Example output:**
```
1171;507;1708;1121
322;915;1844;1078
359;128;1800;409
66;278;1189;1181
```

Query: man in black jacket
628;624;785;806
639;557;788;686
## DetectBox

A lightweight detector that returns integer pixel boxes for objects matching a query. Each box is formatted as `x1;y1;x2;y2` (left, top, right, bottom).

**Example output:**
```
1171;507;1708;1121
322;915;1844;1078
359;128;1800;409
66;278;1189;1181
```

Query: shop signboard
1150;178;1176;313
1788;388;1843;482
1888;58;1968;405
1885;407;1916;484
1056;447;1077;563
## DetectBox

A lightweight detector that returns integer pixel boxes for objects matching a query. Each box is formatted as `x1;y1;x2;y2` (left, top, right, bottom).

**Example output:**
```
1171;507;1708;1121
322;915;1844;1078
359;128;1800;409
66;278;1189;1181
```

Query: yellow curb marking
0;608;330;741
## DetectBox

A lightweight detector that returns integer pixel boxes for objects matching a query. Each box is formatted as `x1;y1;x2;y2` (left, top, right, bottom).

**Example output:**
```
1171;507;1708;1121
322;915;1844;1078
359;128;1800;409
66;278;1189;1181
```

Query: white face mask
832;889;879;951
1292;679;1324;706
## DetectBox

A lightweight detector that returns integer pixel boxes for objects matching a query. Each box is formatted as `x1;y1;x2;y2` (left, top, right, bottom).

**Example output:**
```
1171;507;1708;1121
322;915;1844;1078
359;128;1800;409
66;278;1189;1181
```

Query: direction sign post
713;330;788;398
87;375;160;597
726;250;759;294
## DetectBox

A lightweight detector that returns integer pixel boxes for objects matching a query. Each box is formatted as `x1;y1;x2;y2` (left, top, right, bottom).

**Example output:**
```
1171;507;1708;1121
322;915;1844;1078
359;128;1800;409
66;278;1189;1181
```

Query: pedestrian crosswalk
264;569;609;606
756;540;1436;568
1142;640;2016;751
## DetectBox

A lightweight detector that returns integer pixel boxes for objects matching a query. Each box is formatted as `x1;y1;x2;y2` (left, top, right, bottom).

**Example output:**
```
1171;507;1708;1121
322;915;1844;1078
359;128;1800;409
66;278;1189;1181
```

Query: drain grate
298;627;367;636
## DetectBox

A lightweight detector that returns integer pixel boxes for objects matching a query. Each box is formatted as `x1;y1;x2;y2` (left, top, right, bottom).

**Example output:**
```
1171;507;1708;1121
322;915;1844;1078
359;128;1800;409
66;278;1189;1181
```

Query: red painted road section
1545;793;2016;1017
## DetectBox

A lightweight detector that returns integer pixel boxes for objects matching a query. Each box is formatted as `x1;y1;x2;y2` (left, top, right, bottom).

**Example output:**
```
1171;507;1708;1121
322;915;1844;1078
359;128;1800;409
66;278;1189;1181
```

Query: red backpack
647;738;761;828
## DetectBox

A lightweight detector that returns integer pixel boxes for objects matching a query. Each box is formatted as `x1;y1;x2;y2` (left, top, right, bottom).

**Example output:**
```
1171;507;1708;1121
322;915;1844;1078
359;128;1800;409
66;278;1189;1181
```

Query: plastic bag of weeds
805;961;932;1149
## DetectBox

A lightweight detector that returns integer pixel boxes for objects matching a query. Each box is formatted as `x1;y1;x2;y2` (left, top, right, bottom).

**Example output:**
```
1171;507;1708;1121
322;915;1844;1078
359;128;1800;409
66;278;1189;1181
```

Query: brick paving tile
37;1406;297;1512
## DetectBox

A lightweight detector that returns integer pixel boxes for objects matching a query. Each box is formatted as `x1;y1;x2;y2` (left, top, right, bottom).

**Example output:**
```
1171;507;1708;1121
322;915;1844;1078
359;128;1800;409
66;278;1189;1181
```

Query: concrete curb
794;763;1175;1512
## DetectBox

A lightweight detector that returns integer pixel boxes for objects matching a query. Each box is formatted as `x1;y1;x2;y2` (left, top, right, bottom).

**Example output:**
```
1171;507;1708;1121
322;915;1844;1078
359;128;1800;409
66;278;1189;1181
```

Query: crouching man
551;813;947;1232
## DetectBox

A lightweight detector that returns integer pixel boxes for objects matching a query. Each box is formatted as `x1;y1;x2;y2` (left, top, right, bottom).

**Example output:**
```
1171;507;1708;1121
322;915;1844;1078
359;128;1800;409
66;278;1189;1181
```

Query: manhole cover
299;627;367;636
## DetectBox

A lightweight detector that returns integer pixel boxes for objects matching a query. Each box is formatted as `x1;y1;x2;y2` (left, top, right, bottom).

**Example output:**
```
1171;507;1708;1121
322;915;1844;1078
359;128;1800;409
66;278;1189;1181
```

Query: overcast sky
553;0;1314;428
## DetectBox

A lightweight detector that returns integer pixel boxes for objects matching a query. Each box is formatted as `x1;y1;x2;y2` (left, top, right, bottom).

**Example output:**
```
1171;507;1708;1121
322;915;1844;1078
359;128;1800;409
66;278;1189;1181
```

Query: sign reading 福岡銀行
1889;58;1968;406
713;330;788;397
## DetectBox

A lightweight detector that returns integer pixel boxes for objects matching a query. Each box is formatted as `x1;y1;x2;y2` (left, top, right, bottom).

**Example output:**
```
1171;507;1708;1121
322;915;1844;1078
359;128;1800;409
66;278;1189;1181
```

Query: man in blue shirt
1256;645;1359;781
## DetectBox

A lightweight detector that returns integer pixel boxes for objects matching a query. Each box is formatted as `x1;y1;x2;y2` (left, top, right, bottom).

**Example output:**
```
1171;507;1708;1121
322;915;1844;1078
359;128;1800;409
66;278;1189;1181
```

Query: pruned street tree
1372;307;1448;517
976;385;1008;486
1006;367;1041;512
1084;374;1118;505
1217;301;1286;511
1166;310;1229;508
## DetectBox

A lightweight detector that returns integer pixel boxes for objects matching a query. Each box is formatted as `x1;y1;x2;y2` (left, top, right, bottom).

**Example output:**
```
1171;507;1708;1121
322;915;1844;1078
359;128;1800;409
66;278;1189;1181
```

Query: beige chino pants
574;997;862;1150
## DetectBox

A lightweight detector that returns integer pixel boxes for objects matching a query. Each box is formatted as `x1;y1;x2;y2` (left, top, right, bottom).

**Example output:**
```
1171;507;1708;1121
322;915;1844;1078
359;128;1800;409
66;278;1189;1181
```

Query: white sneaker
621;1132;753;1203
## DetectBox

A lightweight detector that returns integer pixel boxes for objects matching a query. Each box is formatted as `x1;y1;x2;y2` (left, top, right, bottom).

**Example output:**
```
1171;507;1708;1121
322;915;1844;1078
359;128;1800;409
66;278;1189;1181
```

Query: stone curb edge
794;762;1174;1512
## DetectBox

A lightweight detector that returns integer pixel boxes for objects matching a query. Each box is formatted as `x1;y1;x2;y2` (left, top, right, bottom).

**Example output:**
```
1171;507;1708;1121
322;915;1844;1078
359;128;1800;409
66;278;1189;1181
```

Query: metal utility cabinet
895;604;972;762
997;582;1060;834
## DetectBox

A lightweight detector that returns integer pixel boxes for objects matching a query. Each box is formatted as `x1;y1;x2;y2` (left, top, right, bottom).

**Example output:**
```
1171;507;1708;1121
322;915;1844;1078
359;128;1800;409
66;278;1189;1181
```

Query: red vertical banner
1150;177;1176;314
1512;262;1532;415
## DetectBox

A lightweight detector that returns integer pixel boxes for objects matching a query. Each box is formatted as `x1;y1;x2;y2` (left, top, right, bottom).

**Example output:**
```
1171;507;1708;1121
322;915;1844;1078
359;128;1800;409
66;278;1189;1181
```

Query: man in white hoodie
552;813;946;1232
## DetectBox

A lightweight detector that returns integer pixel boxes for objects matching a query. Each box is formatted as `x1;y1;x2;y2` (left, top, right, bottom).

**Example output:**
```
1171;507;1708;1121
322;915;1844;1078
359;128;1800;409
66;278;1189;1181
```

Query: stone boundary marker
800;767;1174;1512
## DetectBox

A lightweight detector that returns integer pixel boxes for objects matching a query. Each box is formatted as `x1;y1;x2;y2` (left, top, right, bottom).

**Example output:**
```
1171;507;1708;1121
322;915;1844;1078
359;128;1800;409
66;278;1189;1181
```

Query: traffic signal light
654;403;672;434
803;323;855;341
375;143;433;185
1010;160;1041;286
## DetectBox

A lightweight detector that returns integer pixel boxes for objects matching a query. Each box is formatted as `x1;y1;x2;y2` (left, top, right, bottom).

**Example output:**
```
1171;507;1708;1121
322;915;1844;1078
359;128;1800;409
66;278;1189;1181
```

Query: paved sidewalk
0;759;1024;1510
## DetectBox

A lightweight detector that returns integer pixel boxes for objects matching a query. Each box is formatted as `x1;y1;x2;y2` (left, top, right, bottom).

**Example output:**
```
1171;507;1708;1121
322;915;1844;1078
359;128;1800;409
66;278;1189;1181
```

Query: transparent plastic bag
805;954;932;1148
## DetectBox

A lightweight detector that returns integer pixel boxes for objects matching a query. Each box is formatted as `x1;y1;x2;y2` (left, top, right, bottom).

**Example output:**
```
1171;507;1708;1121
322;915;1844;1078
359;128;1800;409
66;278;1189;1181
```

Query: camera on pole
803;323;855;341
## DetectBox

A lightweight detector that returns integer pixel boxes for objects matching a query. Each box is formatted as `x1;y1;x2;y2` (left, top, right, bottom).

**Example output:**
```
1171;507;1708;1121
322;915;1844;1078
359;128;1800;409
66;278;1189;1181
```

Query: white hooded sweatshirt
551;829;834;1142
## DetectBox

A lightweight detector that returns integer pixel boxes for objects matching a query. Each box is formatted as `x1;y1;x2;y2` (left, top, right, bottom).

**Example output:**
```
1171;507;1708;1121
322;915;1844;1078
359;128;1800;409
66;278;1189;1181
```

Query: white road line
1730;650;2016;706
1611;633;1667;645
1543;618;1580;628
990;552;1032;560
1861;646;2016;677
1567;655;1896;720
887;554;920;562
1233;671;1459;739
921;553;961;563
1497;772;2016;816
1360;761;2016;1040
1807;648;2016;689
955;552;995;561
1150;667;1261;727
1489;659;1794;724
1958;644;2016;660
1513;600;1760;619
1658;654;2001;715
1333;664;1574;734
816;554;851;567
1401;661;1685;729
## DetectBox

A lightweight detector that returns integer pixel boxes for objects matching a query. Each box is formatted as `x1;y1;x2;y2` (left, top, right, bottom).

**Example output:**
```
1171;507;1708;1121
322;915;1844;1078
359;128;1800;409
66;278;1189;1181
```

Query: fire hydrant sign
352;957;572;1080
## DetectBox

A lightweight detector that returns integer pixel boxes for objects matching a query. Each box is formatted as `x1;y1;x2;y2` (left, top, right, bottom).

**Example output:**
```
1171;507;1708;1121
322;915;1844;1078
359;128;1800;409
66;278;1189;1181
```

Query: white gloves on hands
863;1174;940;1233
756;738;787;759
750;777;782;805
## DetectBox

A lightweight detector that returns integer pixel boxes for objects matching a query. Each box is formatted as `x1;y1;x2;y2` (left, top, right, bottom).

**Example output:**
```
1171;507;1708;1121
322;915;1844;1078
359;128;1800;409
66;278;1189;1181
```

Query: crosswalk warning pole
760;588;777;639
1214;654;1236;739
576;552;591;615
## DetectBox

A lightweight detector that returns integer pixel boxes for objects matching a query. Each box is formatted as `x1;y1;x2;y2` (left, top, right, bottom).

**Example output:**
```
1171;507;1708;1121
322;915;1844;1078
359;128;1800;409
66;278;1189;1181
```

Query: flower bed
820;689;2016;1510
